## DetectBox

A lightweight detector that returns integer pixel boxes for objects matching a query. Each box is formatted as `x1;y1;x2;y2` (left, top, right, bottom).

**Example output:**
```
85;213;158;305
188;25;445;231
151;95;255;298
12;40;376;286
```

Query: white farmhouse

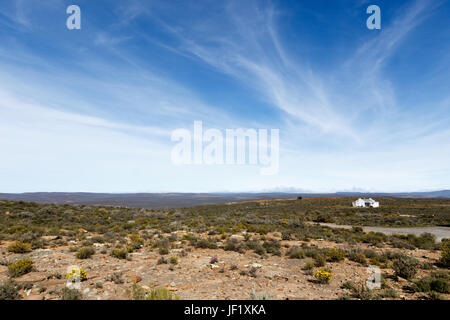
352;198;379;208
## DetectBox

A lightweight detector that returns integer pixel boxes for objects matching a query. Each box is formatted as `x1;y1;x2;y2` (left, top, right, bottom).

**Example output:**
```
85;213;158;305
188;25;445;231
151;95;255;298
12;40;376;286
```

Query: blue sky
0;0;449;193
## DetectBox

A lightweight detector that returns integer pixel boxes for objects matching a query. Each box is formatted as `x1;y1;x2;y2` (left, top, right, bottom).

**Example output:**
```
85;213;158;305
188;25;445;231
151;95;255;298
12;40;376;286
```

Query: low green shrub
31;239;46;250
340;281;356;291
61;287;82;300
439;240;450;267
411;272;449;294
111;248;128;259
346;250;367;266
314;255;326;267
224;238;245;253
262;239;281;256
75;247;95;259
0;279;22;300
326;248;345;262
129;234;145;249
378;288;399;298
255;244;266;256
287;246;304;259
195;238;218;249
249;289;272;300
426;291;443;300
106;272;124;284
158;247;169;255
349;284;375;300
393;255;419;279
406;233;437;250
132;284;179;300
302;262;314;271
157;257;168;265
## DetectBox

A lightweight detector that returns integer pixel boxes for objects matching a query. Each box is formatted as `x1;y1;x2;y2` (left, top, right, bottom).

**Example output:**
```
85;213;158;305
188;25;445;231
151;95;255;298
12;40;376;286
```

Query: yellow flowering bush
129;233;145;249
65;267;88;282
8;258;33;277
7;241;31;253
326;248;345;262
313;269;333;284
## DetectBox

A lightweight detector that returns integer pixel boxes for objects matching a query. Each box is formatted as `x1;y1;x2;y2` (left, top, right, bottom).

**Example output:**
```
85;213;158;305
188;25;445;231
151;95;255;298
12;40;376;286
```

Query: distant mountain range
0;190;449;209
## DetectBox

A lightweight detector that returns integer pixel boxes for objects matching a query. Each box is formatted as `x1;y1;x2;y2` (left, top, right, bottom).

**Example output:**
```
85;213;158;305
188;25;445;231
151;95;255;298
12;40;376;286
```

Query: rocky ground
0;231;447;300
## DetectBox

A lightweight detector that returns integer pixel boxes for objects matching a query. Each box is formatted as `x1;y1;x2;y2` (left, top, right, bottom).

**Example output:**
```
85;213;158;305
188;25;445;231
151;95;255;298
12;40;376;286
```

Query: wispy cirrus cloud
354;0;440;71
0;0;449;193
135;0;445;146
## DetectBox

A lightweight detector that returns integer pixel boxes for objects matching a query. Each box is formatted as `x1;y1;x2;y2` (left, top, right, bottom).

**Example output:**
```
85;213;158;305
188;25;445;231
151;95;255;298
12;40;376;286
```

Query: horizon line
1;189;449;195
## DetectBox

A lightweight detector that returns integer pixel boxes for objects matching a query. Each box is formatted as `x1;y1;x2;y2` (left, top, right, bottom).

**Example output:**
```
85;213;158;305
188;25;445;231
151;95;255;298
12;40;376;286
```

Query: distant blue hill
0;190;449;209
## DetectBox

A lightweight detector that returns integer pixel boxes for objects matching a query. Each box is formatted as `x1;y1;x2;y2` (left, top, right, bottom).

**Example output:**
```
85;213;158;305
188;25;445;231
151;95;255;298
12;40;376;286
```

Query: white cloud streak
0;0;448;192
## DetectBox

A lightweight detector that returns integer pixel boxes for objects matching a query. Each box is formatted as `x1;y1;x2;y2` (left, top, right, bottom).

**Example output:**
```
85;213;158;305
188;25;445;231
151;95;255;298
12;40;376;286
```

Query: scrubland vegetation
0;197;448;300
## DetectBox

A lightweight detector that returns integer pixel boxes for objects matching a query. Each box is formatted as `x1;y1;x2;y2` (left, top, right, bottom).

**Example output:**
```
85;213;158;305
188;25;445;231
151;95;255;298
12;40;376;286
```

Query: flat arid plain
0;197;449;300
